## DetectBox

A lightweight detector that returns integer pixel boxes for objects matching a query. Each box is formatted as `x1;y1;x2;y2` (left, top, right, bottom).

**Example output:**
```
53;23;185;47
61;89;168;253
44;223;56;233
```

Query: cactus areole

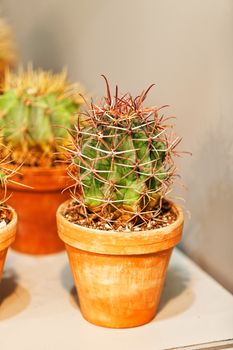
65;77;182;231
0;67;84;166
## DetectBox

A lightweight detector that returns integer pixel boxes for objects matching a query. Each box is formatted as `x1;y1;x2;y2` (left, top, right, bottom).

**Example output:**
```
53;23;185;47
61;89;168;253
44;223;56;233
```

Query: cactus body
68;78;180;228
0;68;84;166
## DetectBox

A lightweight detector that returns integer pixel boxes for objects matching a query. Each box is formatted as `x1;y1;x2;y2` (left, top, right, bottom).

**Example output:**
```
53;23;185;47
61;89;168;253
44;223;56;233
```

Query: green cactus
67;77;181;229
0;67;84;166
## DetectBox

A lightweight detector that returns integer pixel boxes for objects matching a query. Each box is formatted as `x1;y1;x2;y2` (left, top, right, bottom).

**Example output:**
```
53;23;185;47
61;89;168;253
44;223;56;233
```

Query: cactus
0;67;84;166
0;18;15;86
0;147;18;205
67;77;181;230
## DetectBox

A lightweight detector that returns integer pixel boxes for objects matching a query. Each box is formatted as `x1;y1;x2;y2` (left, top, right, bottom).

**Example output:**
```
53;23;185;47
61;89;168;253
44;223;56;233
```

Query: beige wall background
1;0;233;292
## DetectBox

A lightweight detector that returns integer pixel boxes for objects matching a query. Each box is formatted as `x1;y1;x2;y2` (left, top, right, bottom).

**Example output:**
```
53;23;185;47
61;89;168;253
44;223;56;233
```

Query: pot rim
56;200;184;255
0;205;17;250
6;163;67;175
7;163;70;192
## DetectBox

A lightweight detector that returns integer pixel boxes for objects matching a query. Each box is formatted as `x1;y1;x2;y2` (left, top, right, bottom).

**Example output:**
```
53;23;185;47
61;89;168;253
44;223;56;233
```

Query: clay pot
0;207;17;279
7;166;69;255
56;200;184;328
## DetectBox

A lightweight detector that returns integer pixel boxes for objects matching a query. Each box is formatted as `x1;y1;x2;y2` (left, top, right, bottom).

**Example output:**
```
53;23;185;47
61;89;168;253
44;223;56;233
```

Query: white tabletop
0;248;232;350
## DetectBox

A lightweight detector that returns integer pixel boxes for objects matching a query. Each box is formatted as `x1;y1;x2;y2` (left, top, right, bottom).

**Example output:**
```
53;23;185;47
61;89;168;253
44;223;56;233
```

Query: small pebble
104;223;111;230
0;220;7;229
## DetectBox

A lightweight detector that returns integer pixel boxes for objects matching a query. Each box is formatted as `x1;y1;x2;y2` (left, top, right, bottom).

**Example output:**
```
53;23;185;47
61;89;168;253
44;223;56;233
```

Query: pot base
81;311;156;329
7;165;69;255
10;190;66;255
66;244;172;328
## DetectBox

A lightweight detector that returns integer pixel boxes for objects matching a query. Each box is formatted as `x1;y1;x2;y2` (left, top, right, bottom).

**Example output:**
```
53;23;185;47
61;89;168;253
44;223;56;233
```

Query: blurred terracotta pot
56;200;184;328
7;166;69;255
0;207;17;279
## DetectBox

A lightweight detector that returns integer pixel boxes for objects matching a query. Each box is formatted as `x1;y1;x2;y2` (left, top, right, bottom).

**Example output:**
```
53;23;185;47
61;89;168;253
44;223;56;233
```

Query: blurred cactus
0;146;19;205
0;18;16;87
0;67;84;166
67;77;181;229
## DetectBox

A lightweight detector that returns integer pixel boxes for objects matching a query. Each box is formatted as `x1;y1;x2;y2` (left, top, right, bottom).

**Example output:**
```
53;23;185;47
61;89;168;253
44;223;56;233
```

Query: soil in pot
7;165;70;255
0;206;17;279
56;200;184;328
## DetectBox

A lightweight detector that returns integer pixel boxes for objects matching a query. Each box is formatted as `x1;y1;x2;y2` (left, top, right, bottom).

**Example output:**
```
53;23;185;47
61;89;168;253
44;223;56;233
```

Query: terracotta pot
56;200;184;328
0;207;17;279
7;165;69;255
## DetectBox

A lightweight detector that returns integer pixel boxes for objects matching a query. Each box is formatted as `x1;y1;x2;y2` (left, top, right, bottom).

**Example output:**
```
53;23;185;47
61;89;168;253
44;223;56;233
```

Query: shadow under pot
0;207;17;279
7;165;69;255
56;200;184;328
